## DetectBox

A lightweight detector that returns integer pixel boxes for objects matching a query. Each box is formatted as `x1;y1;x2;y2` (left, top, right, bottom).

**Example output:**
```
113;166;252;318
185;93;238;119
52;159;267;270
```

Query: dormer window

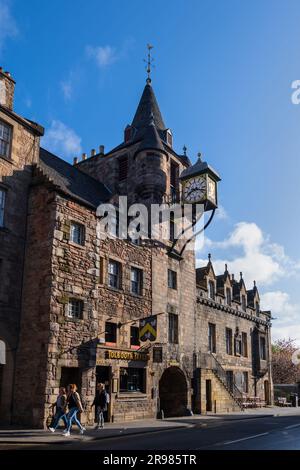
256;302;260;315
241;295;247;312
226;287;232;306
162;128;173;147
208;280;215;300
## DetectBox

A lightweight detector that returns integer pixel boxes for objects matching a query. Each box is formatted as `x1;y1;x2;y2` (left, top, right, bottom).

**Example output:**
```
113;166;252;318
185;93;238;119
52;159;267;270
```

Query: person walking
63;384;86;437
48;387;68;432
92;383;108;429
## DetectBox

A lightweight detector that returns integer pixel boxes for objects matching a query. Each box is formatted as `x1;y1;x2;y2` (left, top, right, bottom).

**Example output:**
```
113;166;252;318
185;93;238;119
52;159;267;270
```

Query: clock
207;176;216;204
182;175;207;203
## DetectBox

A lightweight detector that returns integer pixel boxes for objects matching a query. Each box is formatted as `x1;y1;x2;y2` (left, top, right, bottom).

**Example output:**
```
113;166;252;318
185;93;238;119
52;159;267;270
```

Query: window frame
168;269;177;290
108;259;121;289
208;280;215;300
130;267;143;295
70;221;85;246
67;299;83;320
260;336;267;360
226;327;233;355
105;321;117;344
130;326;140;347
208;322;216;353
119;367;146;393
242;332;248;357
118;155;128;181
0;119;12;160
168;312;179;344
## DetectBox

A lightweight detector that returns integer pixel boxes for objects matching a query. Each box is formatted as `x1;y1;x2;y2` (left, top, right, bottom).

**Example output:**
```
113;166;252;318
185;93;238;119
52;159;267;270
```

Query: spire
131;82;166;131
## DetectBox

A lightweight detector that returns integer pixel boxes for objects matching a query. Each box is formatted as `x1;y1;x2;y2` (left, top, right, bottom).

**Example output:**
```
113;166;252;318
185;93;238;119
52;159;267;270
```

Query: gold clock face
183;176;207;203
207;176;216;203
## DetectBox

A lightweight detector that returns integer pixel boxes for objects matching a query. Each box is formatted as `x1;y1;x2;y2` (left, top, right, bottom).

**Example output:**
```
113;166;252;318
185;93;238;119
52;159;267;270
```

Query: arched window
0;340;6;365
208;281;215;300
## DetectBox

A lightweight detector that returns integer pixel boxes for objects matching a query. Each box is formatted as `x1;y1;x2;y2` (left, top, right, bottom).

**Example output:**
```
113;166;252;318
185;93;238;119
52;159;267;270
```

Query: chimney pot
82;153;87;161
91;149;96;157
99;145;105;154
73;157;78;165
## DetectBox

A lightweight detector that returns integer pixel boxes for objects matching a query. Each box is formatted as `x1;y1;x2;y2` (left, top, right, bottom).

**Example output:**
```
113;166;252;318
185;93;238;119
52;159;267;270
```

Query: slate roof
38;148;111;209
131;83;166;131
180;158;221;181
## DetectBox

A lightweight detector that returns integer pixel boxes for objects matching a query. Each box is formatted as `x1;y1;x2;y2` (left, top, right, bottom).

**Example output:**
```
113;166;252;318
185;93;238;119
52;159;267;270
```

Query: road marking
285;423;300;430
223;432;269;445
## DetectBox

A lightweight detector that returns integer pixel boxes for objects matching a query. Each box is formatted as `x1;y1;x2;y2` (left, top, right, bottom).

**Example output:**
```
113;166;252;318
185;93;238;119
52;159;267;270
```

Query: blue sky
1;0;300;342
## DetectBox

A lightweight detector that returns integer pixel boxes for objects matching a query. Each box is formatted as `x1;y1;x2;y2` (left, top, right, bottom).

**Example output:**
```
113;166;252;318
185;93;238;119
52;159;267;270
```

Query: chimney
73;157;78;165
91;149;96;157
0;67;16;110
99;145;105;155
82;153;87;161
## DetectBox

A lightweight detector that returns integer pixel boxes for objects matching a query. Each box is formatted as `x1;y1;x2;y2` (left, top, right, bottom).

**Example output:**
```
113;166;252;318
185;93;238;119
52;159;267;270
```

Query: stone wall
0;107;40;423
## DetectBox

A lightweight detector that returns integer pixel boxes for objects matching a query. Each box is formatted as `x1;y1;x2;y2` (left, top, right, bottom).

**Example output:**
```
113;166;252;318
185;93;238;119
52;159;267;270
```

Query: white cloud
86;45;117;68
261;291;300;344
197;222;298;286
42;120;82;158
0;0;18;54
215;204;229;221
61;80;73;101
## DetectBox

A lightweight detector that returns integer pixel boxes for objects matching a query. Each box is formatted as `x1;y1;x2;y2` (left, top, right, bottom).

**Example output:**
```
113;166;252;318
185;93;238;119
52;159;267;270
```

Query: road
2;414;300;451
79;415;300;450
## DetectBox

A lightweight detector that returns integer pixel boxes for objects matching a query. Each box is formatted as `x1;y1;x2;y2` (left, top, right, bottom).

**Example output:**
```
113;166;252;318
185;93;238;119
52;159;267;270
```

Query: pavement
1;406;300;450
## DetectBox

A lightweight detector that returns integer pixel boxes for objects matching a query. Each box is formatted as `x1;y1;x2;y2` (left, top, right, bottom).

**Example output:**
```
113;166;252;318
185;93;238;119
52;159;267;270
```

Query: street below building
1;408;300;451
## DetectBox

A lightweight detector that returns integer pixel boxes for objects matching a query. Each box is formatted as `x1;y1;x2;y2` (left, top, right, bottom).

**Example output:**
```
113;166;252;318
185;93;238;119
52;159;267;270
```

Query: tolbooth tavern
0;65;273;427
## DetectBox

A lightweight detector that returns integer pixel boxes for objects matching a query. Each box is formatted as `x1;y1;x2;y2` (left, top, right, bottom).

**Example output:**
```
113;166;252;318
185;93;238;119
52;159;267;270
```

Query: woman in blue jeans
63;384;86;437
48;387;68;432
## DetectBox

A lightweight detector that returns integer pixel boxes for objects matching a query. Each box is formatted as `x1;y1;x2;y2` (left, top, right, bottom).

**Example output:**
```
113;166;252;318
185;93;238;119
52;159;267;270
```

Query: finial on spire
183;145;187;156
240;271;243;279
253;280;256;287
197;152;202;162
225;263;228;272
145;44;154;84
208;253;211;262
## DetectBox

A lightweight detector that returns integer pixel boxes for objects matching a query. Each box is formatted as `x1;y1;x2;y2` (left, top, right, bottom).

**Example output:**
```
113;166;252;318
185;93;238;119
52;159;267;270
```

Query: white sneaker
63;431;70;437
80;427;86;435
48;427;55;433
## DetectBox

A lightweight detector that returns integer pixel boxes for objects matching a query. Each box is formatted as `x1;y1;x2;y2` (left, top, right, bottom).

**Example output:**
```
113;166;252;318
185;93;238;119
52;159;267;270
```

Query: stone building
0;67;273;427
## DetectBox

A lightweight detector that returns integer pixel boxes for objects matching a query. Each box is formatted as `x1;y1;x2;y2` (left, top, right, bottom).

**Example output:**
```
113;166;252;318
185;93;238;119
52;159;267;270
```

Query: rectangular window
0;188;6;227
108;260;121;289
0;120;12;159
242;332;248;357
260;336;267;360
105;322;117;343
243;371;249;393
226;371;234;392
226;288;232;306
226;328;233;355
256;302;260;315
131;267;143;295
120;367;145;393
119;156;128;181
241;295;247;312
208;323;216;353
170;217;175;241
168;313;178;344
168;269;177;289
67;299;83;319
70;222;85;245
208;281;215;300
130;326;140;347
235;336;242;356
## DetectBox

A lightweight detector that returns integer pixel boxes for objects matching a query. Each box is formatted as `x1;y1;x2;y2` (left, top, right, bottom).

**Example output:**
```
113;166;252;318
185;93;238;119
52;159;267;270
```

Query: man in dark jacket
92;383;108;429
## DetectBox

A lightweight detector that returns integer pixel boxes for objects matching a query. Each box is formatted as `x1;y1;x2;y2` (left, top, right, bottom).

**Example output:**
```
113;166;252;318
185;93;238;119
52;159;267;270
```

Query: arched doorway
159;367;188;417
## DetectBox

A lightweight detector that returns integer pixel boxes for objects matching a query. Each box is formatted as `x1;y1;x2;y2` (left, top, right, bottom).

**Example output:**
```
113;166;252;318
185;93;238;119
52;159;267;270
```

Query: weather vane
144;44;154;83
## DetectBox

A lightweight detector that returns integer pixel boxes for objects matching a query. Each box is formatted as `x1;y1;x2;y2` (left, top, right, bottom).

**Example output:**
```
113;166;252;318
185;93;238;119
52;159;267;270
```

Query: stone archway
159;366;188;417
